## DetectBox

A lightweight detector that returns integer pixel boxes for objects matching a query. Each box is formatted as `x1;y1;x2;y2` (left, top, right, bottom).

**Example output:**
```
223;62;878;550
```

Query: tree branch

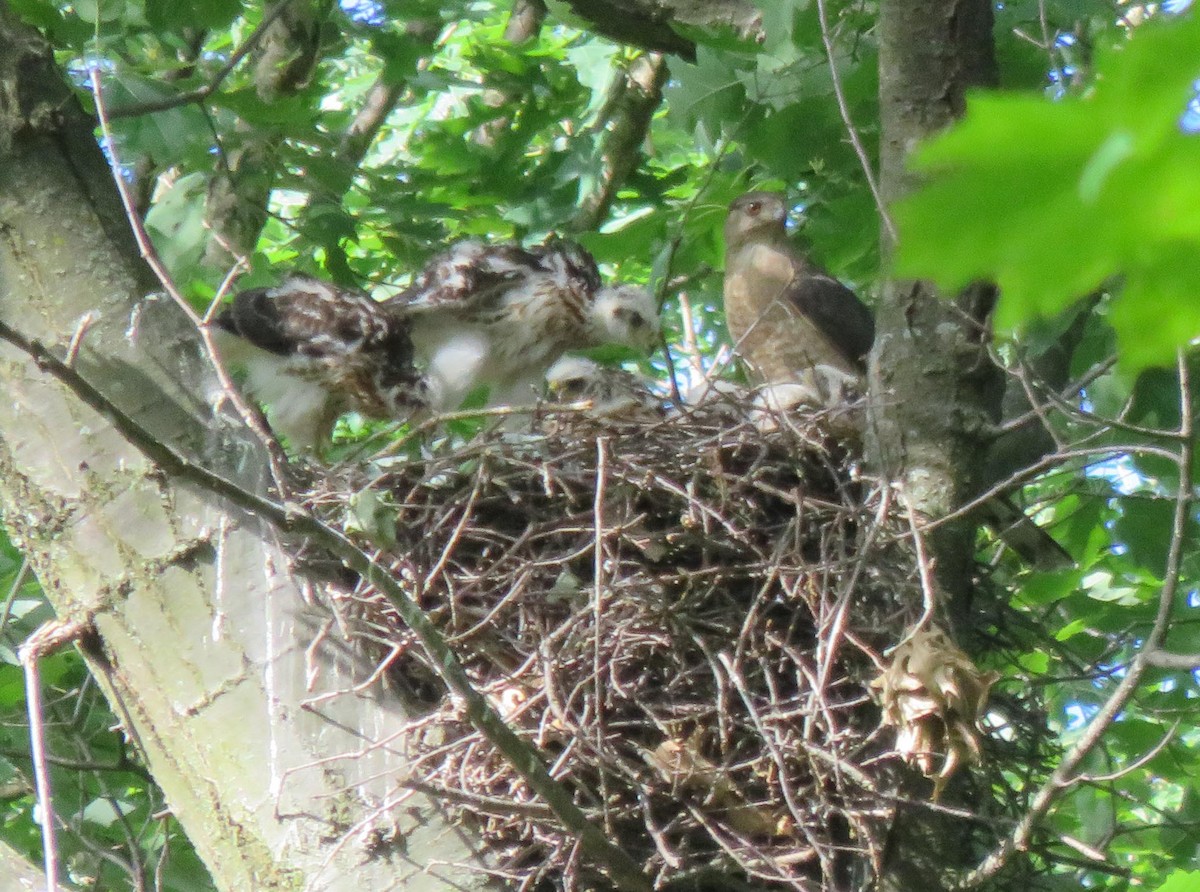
570;53;667;232
105;0;297;119
1143;650;1200;670
88;66;292;493
955;351;1194;888
472;0;548;148
204;0;326;264
815;0;896;242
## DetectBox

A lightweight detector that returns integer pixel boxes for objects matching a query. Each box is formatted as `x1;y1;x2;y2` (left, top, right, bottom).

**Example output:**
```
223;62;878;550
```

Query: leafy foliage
3;0;1200;890
893;9;1200;890
895;11;1200;369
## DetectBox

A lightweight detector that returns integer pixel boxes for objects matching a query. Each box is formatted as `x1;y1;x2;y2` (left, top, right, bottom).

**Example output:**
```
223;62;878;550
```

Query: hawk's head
589;285;659;354
544;355;663;424
724;191;789;250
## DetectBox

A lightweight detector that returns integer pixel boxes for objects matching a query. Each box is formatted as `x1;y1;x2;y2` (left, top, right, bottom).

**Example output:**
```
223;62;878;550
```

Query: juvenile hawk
385;239;660;411
214;275;426;451
544;355;664;426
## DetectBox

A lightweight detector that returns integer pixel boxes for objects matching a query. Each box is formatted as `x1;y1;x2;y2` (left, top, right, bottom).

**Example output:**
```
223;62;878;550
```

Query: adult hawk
214;275;426;451
722;191;1069;568
384;239;660;412
723;191;875;384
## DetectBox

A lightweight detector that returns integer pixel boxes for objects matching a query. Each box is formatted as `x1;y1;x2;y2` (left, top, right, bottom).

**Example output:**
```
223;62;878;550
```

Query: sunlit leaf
895;12;1200;370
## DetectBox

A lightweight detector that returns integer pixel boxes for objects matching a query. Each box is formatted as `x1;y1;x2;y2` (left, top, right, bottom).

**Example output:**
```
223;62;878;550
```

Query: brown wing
382;238;601;319
724;241;873;383
383;242;536;313
217;275;402;359
782;267;875;370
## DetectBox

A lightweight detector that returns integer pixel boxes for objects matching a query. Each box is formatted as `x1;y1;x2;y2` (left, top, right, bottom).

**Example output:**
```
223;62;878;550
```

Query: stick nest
303;397;1001;890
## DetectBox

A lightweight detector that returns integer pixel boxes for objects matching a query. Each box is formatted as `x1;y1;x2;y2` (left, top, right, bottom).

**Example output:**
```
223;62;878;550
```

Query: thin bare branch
106;0;297;118
956;351;1195;889
1078;721;1179;783
19;619;92;892
87;66;293;493
815;0;897;242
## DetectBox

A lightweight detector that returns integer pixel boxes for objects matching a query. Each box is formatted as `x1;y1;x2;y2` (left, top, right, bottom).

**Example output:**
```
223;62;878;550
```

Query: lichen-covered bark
0;8;489;889
869;0;1003;616
0;838;72;891
570;53;667;233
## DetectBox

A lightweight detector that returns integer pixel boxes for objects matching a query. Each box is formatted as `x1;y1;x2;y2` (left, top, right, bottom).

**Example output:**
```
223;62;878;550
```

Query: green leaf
1155;871;1200;892
146;0;240;30
666;47;749;136
7;0;63;30
213;88;320;128
1113;495;1195;579
72;0;126;24
894;12;1200;370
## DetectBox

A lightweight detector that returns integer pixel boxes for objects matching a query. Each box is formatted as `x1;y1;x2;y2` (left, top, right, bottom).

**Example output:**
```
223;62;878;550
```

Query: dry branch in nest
302;394;1001;890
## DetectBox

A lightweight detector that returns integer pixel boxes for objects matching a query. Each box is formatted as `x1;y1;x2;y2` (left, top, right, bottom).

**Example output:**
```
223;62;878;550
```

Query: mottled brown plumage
722;192;874;383
722;193;1071;568
383;239;659;411
215;276;425;450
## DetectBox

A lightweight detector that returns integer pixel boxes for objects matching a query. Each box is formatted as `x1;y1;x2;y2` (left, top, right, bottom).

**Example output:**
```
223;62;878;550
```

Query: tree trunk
0;8;491;889
868;3;1008;888
869;2;1004;890
870;0;1003;621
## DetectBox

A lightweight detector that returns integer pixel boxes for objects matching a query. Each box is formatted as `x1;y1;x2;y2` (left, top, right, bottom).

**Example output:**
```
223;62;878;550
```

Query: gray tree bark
0;7;491;890
870;0;1003;618
868;2;1005;890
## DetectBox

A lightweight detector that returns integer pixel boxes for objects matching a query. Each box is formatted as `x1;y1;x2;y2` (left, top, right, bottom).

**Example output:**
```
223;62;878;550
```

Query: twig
814;0;897;242
592;436;612;835
899;491;937;640
815;481;892;691
955;350;1195;888
920;442;1181;535
204;255;251;324
87;65;292;494
371;401;593;459
996;355;1116;434
19;619;92;892
0;320;652;892
0;557;31;637
676;292;706;380
65;313;98;366
105;0;297;118
423;466;486;591
1077;721;1179;783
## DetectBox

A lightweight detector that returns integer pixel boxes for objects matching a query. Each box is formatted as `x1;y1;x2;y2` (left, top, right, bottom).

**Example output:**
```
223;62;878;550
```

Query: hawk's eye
559;379;588;398
747;201;762;215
